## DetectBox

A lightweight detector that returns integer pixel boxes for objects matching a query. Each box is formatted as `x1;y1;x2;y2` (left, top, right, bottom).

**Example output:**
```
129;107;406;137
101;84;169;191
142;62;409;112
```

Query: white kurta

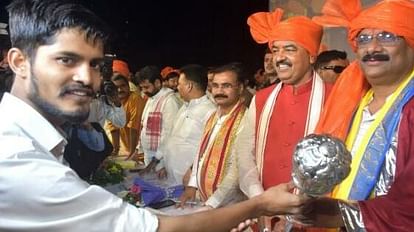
163;95;215;185
0;93;158;232
235;98;265;198
138;88;181;166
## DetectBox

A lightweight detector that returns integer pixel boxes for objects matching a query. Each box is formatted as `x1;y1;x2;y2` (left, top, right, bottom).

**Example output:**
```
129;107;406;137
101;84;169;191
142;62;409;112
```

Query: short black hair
211;62;247;84
315;50;347;70
7;0;110;59
137;65;162;84
179;64;208;92
165;71;180;80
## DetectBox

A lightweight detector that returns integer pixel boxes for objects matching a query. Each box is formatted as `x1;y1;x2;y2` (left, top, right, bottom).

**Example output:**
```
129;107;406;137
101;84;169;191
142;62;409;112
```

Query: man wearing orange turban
112;59;130;78
295;0;414;231
160;66;174;88
105;73;147;158
112;59;142;93
238;9;333;231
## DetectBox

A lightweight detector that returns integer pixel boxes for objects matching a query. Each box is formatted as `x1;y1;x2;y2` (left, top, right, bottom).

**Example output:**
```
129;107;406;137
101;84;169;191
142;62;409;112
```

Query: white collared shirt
350;107;377;156
0;93;158;232
163;95;215;185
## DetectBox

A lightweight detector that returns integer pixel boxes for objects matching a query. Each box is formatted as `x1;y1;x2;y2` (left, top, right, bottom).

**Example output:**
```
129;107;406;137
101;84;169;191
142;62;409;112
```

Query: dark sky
0;0;269;74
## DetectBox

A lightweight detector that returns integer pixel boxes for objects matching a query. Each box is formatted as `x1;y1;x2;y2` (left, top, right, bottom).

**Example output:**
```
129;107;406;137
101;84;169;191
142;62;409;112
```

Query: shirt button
284;142;291;146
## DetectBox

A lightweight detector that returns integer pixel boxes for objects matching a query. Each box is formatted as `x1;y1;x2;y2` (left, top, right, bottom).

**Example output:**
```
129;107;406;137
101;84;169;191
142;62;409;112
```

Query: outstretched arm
158;182;305;232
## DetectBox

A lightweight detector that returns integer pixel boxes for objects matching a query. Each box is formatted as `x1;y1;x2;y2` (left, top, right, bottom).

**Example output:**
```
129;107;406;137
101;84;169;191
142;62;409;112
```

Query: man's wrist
250;194;267;218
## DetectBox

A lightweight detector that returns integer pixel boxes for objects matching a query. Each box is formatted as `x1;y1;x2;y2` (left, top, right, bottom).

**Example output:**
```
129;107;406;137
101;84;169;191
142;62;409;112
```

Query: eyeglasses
355;31;402;47
321;65;346;74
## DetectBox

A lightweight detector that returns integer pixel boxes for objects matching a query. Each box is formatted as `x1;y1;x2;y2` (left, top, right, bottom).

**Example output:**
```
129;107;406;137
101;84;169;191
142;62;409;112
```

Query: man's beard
146;88;160;97
28;70;89;124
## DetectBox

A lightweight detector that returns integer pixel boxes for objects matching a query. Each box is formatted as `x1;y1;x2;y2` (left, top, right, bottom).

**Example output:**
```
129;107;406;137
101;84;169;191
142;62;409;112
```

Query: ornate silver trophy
292;134;352;196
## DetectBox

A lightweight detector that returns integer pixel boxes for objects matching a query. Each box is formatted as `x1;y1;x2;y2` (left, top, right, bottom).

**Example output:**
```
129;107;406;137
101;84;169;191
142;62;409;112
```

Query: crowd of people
1;0;414;231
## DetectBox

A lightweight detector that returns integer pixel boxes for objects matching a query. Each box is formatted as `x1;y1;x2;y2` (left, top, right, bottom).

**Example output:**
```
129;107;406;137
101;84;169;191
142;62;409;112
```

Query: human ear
187;81;193;92
7;48;29;78
309;55;317;65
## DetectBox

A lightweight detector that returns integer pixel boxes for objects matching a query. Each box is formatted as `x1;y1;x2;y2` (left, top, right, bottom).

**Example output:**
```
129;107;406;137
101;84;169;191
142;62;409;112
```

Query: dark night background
0;0;269;74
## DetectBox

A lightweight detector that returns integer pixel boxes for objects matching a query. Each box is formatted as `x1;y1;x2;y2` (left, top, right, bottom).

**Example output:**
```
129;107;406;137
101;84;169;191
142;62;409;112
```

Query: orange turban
161;66;180;80
313;0;414;51
247;8;323;56
160;66;174;80
313;0;414;140
112;60;130;79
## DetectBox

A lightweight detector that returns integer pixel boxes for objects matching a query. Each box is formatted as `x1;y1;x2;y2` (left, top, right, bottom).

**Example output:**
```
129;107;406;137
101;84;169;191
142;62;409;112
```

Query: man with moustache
105;73;146;157
237;9;332;230
0;0;308;231
179;63;247;209
135;65;181;170
112;59;140;93
294;0;414;231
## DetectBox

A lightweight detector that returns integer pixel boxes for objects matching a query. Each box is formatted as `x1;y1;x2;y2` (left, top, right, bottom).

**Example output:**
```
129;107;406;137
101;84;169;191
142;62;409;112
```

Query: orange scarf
197;102;246;200
314;0;414;140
